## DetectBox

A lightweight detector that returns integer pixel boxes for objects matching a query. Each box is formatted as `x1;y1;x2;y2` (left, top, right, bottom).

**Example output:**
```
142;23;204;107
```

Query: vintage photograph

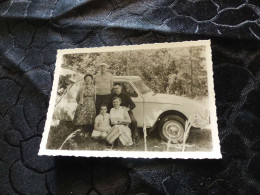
39;41;221;159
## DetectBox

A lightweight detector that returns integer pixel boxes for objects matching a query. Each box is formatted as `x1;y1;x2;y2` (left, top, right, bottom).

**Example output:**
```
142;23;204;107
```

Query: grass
46;121;212;152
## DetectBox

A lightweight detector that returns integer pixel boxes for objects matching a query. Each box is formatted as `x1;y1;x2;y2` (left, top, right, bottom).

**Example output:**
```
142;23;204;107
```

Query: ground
46;121;213;152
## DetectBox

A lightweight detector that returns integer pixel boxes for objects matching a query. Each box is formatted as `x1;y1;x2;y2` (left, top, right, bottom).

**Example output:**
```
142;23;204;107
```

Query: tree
60;46;208;99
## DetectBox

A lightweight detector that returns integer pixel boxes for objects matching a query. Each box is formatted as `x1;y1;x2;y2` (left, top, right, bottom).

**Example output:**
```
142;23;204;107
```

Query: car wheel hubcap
163;120;184;142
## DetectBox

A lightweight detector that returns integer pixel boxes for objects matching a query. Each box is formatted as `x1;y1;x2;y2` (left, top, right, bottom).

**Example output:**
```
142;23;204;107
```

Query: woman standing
106;97;133;146
73;74;96;134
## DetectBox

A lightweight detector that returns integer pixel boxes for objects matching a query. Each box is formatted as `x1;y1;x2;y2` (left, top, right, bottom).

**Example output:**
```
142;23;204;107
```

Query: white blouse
110;106;131;124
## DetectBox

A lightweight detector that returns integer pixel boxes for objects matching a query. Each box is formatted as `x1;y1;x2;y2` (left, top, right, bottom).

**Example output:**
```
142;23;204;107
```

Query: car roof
113;76;141;81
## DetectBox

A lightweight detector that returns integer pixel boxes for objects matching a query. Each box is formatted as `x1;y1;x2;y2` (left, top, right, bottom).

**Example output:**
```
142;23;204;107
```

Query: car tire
158;115;185;143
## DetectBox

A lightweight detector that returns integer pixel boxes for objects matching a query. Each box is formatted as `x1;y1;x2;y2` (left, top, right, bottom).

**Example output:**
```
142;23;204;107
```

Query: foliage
58;75;71;89
61;46;208;98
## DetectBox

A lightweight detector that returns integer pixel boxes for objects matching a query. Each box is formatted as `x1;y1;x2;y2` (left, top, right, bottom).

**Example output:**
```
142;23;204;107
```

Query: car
53;71;210;143
113;76;210;143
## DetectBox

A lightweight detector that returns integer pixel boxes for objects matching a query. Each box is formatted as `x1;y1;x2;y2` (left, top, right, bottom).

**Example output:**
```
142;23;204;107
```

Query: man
110;83;139;143
94;63;113;114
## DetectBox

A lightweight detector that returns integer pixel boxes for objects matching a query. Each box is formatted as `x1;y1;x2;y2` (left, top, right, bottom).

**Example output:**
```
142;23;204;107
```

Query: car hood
143;93;201;107
143;93;210;128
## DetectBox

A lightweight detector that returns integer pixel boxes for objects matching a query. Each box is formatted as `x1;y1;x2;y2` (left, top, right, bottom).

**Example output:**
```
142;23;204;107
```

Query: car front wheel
158;115;185;143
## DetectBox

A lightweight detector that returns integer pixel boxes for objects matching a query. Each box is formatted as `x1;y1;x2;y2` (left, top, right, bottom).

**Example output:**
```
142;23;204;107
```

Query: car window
113;82;138;97
132;80;152;95
123;82;138;97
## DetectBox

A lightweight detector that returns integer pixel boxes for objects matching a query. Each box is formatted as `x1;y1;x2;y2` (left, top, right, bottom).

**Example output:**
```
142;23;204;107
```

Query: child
91;104;111;139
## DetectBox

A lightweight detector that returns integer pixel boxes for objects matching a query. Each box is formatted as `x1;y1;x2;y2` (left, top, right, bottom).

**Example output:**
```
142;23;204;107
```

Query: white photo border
39;40;222;159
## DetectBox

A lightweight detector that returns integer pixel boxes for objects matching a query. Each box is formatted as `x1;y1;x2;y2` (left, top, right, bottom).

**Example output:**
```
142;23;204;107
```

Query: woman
73;74;96;134
91;104;111;139
106;96;133;146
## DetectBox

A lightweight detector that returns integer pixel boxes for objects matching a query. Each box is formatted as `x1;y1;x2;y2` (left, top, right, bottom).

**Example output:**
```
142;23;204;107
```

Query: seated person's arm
109;117;112;126
125;93;136;111
94;117;105;132
110;117;119;125
118;110;131;125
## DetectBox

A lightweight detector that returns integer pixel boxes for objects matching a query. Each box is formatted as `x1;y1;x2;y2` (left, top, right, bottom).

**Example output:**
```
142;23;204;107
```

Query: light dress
91;113;111;138
106;106;133;146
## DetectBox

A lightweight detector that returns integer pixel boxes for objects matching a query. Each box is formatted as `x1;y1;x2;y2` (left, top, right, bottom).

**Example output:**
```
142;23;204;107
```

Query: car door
121;82;144;127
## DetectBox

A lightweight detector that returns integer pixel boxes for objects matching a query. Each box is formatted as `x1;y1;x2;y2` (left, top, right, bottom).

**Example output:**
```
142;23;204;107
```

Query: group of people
72;63;139;147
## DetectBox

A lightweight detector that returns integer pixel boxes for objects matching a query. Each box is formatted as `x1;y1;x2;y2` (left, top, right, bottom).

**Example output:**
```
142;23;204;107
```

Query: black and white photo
39;40;221;159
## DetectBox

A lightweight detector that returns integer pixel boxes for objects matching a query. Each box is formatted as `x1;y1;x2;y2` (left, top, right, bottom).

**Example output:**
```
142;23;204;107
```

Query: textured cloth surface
0;0;260;194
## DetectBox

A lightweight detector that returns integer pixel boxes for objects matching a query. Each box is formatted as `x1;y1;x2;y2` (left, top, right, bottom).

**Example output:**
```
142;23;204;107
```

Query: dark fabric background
0;0;260;194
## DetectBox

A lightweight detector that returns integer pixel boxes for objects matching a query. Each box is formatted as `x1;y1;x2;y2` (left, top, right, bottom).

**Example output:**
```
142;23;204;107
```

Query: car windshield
132;80;153;95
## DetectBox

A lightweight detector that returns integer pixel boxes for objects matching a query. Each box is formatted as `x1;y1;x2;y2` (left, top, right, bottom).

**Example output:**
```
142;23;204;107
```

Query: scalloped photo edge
39;40;221;159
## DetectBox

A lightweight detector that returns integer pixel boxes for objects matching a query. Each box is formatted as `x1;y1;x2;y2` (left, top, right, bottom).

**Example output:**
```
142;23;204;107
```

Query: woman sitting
106;97;133;146
91;104;111;139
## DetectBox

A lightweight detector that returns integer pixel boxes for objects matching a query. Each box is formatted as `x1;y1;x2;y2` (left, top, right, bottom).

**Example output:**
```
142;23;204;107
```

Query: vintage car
53;72;209;143
113;76;210;143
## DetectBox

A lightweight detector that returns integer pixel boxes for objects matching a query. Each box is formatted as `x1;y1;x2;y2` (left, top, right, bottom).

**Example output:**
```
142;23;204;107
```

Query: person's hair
113;83;122;87
100;103;108;109
84;74;93;80
112;96;122;102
